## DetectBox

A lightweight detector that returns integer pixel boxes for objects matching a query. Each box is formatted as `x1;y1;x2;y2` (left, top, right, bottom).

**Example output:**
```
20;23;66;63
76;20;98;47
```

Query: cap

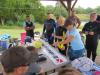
1;46;33;73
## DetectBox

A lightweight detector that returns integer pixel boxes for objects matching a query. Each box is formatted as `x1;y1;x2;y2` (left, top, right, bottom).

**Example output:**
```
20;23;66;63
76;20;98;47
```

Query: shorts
68;48;85;61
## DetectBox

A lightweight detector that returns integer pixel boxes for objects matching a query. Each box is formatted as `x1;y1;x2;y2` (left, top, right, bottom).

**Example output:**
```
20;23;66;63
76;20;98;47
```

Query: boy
24;16;35;39
1;46;33;75
25;46;43;75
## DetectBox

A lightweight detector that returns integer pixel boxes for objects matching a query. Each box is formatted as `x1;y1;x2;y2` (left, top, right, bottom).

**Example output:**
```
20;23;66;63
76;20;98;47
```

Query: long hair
57;16;65;26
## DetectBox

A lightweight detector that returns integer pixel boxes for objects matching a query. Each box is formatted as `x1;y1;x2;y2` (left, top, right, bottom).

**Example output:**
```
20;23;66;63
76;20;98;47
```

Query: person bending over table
53;17;85;61
54;16;67;56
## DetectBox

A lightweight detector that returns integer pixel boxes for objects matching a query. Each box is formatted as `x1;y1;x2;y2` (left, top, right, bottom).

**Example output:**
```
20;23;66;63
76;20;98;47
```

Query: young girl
53;16;67;56
53;17;85;61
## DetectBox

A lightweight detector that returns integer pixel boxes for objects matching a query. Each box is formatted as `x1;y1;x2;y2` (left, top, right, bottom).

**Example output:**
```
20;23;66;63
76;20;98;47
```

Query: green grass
0;24;43;38
97;41;100;55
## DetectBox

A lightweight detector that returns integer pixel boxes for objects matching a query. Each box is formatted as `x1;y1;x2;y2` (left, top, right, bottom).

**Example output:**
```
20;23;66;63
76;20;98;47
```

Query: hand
25;27;29;30
53;42;59;47
89;32;94;35
52;34;55;37
85;31;88;35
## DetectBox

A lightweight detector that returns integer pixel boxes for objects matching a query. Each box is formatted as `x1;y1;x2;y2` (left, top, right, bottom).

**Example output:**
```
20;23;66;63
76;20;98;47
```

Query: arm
82;23;89;35
77;17;81;28
23;22;28;31
53;34;66;40
97;23;100;34
54;35;74;46
53;21;57;28
43;22;46;34
30;22;35;30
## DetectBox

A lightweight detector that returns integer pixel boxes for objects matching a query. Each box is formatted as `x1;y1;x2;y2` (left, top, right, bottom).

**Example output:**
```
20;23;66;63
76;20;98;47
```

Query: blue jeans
68;48;85;61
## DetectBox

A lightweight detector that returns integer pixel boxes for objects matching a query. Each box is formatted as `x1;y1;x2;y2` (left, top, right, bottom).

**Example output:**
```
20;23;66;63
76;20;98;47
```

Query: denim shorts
68;48;85;61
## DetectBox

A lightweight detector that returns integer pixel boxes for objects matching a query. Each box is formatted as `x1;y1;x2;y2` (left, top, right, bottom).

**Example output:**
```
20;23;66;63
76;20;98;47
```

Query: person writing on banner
70;9;81;28
53;16;67;56
24;16;35;39
42;13;56;44
53;17;85;61
82;12;100;62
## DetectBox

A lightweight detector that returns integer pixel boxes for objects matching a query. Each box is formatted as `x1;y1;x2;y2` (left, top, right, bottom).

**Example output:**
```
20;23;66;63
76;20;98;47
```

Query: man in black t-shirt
24;16;35;39
82;13;100;62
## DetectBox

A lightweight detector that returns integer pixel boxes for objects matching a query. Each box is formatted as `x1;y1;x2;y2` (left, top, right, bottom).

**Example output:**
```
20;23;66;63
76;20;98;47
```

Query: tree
85;8;94;14
95;6;100;14
54;2;68;17
75;6;86;14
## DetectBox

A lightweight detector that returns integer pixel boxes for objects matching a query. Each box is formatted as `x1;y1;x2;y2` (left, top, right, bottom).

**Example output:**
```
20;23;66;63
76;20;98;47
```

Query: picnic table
38;39;69;74
0;39;69;74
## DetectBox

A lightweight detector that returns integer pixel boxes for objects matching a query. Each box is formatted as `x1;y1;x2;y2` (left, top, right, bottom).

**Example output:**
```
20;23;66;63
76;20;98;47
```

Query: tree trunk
1;18;5;25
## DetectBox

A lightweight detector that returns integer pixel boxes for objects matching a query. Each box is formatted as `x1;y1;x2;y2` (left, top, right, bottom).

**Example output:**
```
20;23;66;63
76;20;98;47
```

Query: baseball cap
1;46;33;73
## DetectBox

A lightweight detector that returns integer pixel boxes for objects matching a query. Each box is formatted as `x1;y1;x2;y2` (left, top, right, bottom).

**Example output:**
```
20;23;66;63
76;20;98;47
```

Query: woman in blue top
53;17;85;60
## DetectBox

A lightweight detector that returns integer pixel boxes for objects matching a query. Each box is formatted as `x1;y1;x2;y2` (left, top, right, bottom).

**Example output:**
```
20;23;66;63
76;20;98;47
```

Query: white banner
40;39;68;65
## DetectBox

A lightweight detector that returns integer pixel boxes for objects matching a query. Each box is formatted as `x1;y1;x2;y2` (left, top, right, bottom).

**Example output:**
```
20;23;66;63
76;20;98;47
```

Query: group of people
23;11;100;62
42;12;100;62
2;10;99;75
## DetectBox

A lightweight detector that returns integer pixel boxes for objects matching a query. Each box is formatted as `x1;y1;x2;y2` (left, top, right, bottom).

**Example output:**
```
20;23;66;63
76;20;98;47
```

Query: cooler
21;32;26;44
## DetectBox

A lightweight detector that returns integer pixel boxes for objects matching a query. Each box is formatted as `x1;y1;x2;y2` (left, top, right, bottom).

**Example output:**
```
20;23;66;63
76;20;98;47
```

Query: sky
40;0;100;8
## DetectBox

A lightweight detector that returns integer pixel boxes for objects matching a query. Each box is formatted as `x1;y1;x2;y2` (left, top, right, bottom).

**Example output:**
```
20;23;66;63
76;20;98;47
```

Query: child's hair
26;46;38;62
57;16;65;26
26;46;36;52
58;68;82;75
64;17;74;27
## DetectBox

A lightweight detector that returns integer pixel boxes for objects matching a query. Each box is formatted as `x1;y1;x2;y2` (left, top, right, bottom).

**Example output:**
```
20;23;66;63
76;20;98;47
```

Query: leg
85;39;92;58
47;35;54;44
92;49;97;62
29;30;34;39
92;40;98;62
26;30;30;36
87;49;92;58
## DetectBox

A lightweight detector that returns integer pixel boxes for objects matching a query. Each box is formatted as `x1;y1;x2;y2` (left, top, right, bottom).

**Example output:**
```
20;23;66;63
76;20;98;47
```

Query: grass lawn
0;25;100;55
0;25;43;38
97;41;100;55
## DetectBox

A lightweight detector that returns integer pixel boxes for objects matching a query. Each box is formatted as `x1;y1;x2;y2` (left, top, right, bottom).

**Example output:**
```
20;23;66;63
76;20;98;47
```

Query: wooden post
66;0;72;16
41;0;78;17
